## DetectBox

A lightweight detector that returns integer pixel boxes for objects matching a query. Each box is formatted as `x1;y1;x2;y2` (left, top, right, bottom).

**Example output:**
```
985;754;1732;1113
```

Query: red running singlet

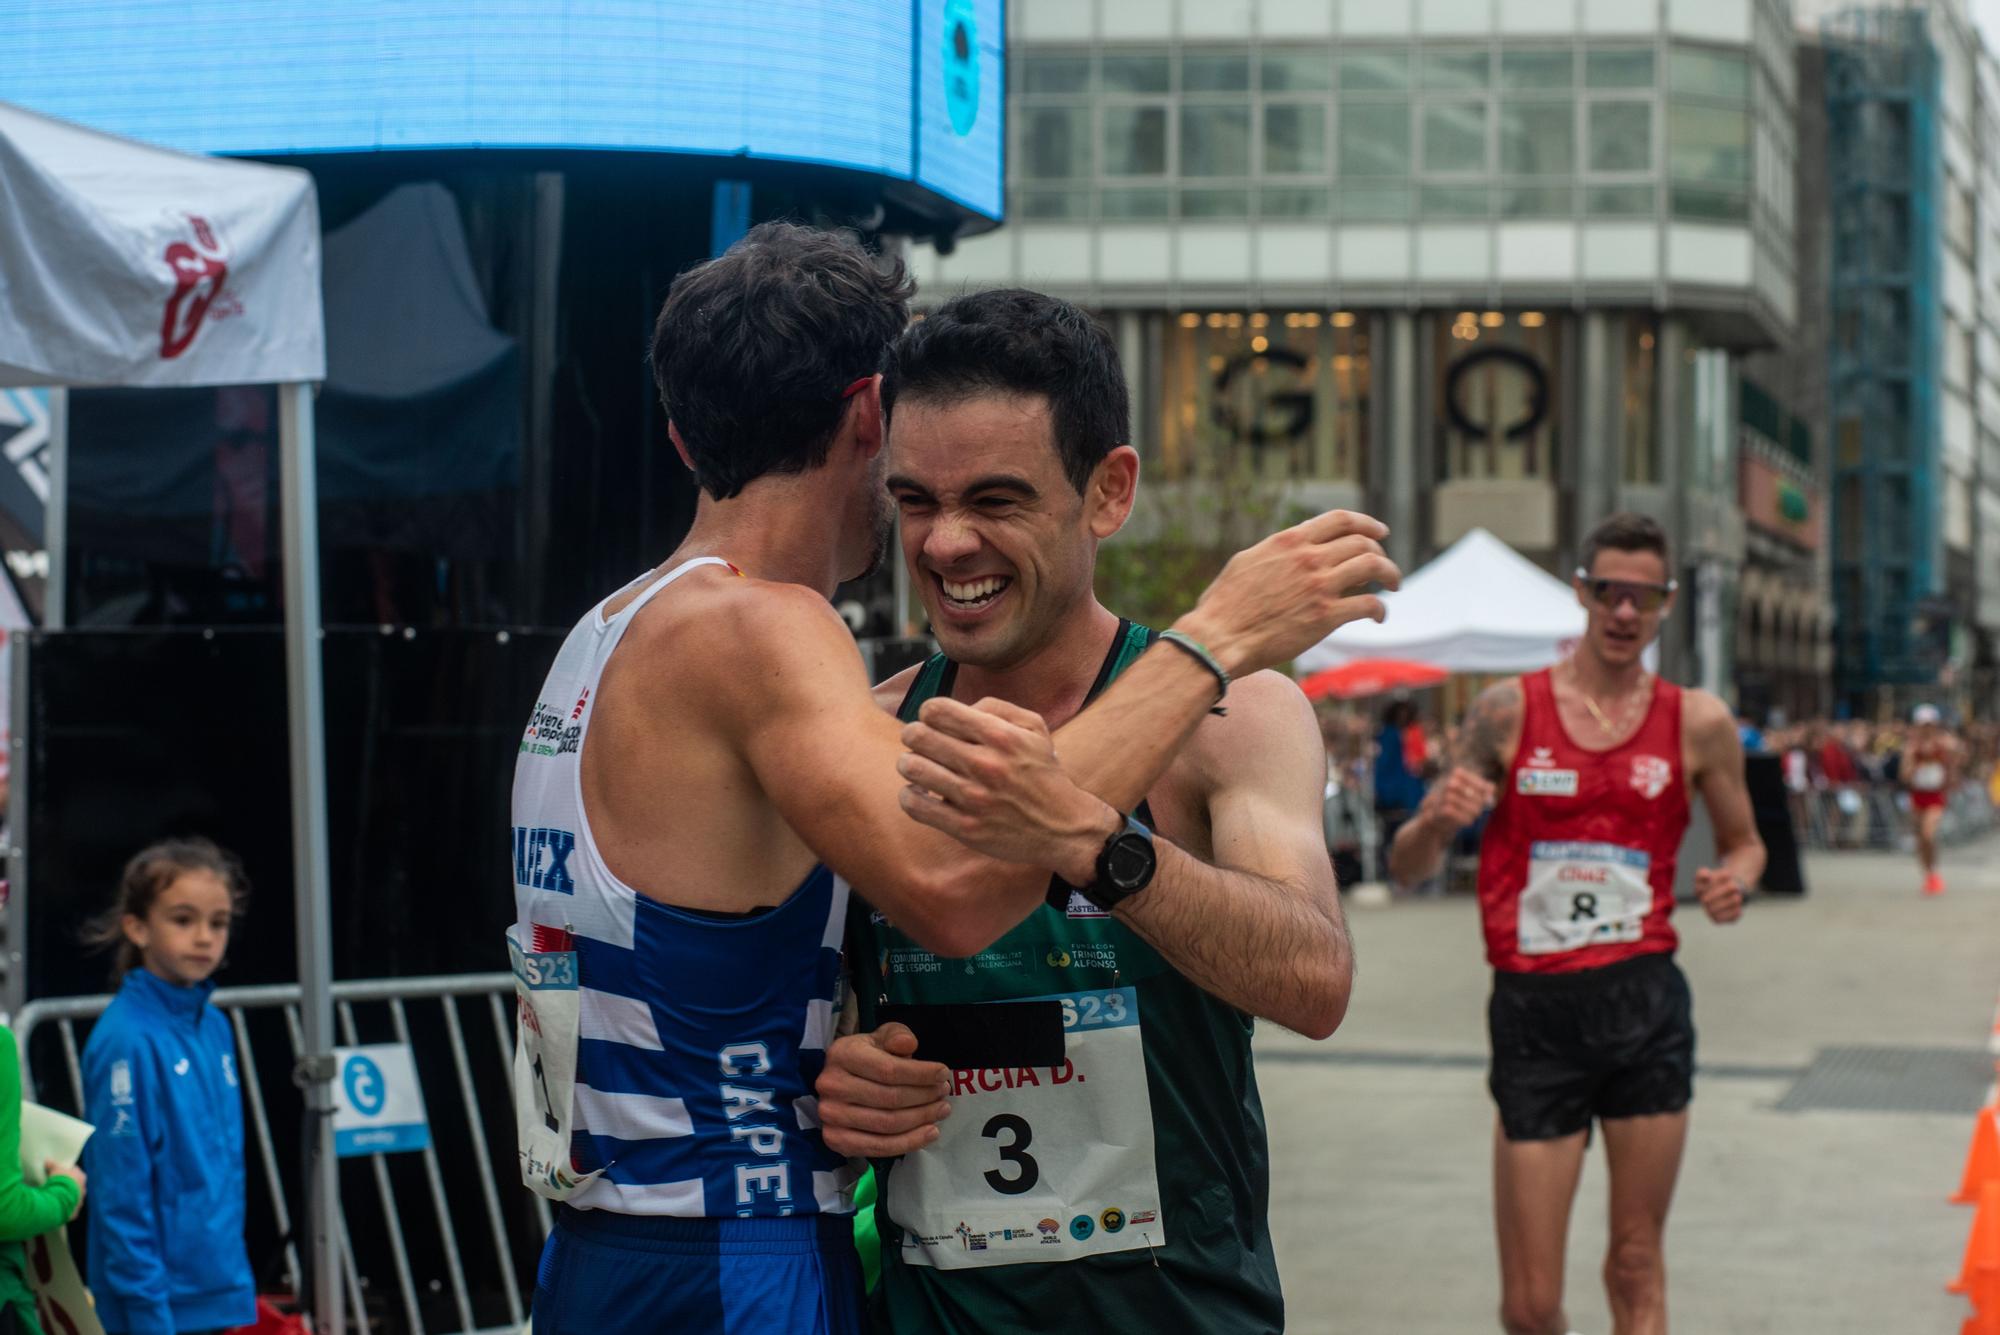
1477;668;1690;974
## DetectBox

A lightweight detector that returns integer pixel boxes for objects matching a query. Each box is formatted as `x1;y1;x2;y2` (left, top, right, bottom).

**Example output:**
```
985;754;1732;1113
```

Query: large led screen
3;0;1003;219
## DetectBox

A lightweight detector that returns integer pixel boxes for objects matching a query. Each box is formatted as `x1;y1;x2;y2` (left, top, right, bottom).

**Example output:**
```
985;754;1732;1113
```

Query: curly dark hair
880;288;1129;496
82;837;250;983
650;221;914;500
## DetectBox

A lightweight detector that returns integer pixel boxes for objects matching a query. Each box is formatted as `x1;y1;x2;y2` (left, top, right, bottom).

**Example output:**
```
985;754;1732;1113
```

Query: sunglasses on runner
1575;571;1677;613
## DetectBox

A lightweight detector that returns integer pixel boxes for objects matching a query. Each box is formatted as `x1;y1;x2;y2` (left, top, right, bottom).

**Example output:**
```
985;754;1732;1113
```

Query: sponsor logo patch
1517;768;1580;797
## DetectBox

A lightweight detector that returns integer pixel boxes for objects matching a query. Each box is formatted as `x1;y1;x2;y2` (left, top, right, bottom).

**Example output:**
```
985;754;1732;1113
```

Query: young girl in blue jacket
80;839;256;1335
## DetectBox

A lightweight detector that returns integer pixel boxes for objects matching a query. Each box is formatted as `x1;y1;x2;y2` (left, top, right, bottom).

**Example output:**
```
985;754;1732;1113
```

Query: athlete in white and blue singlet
512;224;1401;1334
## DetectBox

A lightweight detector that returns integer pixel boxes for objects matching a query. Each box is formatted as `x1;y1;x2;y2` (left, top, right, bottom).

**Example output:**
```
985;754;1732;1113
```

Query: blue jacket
81;969;254;1335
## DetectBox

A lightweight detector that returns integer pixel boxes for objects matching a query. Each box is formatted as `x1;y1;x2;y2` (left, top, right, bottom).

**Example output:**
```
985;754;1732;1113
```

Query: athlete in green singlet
816;290;1352;1333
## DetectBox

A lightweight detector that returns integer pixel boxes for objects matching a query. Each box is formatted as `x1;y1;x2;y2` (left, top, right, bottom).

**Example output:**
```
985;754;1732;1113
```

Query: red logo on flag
531;923;574;953
160;216;231;360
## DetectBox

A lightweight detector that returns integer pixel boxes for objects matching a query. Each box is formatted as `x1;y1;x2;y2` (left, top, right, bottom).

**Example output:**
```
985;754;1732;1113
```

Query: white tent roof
1297;527;1586;674
0;101;323;389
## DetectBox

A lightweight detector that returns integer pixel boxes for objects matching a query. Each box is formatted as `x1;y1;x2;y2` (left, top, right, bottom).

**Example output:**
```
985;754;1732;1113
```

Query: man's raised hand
1418;766;1496;835
1174;510;1402;679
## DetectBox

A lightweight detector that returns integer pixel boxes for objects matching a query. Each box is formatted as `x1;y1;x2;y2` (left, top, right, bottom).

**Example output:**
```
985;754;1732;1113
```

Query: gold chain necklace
1565;661;1651;738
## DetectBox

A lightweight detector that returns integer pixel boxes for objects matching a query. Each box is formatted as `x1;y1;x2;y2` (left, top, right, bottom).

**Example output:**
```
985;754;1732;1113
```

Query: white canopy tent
1297;527;1587;675
0;101;341;1329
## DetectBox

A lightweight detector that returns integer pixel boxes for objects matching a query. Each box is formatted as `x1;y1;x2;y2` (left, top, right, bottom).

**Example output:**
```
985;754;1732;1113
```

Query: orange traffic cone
1951;1181;2000;1295
1957;1107;2000;1205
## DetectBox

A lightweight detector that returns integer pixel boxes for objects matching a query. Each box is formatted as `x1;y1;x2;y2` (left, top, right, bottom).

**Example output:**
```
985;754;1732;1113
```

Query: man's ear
1087;446;1141;539
848;374;885;460
668;422;696;472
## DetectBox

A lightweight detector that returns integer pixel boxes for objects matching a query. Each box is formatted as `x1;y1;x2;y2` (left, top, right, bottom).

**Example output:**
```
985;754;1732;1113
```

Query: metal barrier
1792;783;1996;852
14;973;538;1335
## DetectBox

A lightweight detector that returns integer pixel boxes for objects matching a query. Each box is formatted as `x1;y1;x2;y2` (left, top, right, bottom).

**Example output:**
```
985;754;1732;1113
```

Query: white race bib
887;986;1164;1269
1911;761;1947;792
1518;841;1653;956
507;926;606;1200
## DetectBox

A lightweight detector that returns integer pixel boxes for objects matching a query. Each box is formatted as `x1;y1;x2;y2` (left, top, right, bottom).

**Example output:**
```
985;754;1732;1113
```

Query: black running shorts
1487;952;1695;1142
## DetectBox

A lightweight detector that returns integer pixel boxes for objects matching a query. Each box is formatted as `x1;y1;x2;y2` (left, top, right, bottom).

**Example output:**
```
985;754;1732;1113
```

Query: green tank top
851;621;1283;1334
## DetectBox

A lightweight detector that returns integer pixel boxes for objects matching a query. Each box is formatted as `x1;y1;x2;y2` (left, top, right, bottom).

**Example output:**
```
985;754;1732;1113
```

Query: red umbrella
1299;659;1448;702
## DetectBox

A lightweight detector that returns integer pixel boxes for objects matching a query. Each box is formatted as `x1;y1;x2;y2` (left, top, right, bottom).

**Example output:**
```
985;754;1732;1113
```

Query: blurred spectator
1373;700;1429;881
0;1022;84;1335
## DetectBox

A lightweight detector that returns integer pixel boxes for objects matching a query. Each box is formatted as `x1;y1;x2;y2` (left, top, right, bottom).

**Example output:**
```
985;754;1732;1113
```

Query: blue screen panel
2;1;1001;220
916;0;1004;218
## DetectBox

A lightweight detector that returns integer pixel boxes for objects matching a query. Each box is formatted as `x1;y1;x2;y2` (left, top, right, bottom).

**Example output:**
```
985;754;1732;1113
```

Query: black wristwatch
1051;815;1158;912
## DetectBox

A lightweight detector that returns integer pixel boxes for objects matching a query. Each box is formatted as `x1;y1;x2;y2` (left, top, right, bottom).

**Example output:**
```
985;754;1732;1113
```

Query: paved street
1258;834;2000;1334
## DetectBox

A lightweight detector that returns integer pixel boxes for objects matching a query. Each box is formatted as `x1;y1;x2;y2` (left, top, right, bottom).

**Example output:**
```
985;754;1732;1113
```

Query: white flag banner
0;101;324;390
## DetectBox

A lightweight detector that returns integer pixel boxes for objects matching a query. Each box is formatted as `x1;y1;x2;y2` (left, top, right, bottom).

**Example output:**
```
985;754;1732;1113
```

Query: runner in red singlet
1390;514;1766;1335
1903;703;1960;896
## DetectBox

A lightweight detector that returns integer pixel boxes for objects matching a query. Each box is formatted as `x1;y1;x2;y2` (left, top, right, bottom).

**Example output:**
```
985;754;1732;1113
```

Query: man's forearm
1719;835;1767;892
1047;640;1229;815
1387;813;1451;887
1113;842;1350;1040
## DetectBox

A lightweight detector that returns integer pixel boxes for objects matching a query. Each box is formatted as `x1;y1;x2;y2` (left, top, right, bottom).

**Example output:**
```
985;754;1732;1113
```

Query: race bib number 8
888;986;1164;1269
1518;841;1652;956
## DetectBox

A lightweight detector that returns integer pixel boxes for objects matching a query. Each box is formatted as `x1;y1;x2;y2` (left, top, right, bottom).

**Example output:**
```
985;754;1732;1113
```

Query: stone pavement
1257;834;2000;1333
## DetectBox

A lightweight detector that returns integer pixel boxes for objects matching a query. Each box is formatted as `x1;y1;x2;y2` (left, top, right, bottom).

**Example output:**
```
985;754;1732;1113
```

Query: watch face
1105;833;1156;890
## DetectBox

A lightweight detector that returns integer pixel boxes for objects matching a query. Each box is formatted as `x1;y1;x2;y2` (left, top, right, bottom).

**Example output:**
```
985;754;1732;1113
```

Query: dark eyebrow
884;474;1041;502
960;474;1041;501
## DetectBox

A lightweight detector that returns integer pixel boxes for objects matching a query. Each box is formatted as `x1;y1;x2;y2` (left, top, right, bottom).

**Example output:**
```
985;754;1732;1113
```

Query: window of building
1262;50;1331;92
1260;185;1332;218
1586;47;1655;89
1434;312;1565;482
1420;183;1490;217
1947;180;1975;255
1183;51;1251;93
1101;52;1171;93
1158;311;1371;484
1588;101;1652;172
1021;105;1092;180
1018;189;1089;219
1587;183;1656;216
1500;101;1573;175
1423;102;1489;173
1181;187;1250;218
1338;49;1410;91
1103;106;1168;176
1340;102;1411;176
1670;46;1750;100
1338;183;1412;221
1422;49;1491;91
1502;183;1574;218
1101;186;1171;219
1182;104;1251;177
1668;102;1749;219
1500;49;1573;91
1263;103;1327;174
1022;55;1090;95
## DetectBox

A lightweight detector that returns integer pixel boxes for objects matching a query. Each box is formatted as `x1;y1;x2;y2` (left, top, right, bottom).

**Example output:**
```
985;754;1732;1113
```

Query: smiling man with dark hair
816;289;1375;1333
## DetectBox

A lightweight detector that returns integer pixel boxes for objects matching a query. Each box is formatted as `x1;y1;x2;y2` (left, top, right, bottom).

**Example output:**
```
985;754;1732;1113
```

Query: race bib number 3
1518;841;1653;956
888;986;1164;1269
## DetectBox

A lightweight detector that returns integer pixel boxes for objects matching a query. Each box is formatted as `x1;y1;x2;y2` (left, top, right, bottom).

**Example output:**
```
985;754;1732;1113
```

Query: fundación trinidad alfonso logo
160;215;234;360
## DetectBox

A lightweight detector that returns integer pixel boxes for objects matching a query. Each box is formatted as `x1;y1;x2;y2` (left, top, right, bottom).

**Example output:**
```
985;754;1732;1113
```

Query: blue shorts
532;1206;865;1335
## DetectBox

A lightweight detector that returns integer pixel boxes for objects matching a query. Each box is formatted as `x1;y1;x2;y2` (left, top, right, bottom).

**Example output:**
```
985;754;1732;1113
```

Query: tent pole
278;380;341;1335
44;388;65;630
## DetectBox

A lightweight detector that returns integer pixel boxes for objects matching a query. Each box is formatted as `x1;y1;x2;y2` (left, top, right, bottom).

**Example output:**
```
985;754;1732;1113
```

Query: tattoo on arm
1458;683;1521;781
